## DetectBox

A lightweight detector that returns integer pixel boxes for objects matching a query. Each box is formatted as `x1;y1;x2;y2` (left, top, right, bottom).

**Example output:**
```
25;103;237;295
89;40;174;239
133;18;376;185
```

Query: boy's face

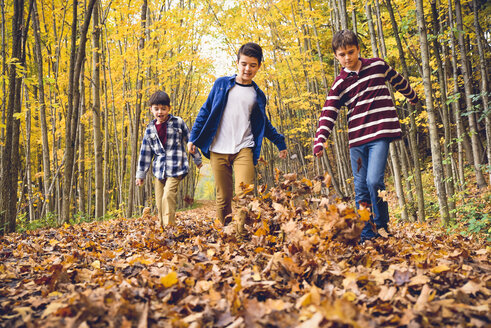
151;104;171;124
236;54;261;85
334;45;361;71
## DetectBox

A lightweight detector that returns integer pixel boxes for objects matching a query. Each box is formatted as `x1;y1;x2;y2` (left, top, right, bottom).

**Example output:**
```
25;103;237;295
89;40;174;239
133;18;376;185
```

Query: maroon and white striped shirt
314;57;418;154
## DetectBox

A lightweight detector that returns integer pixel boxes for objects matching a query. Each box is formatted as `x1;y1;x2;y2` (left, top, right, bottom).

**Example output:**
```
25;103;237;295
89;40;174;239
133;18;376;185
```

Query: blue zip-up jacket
189;75;286;165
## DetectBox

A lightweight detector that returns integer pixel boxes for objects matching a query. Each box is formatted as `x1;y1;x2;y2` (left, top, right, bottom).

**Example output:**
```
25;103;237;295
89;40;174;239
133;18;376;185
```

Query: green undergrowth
388;164;491;243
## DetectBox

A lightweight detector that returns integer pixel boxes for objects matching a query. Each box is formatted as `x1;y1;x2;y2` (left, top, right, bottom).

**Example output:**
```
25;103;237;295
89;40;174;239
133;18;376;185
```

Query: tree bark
370;1;408;221
126;0;147;218
454;0;486;188
61;0;97;222
78;65;86;215
32;0;51;214
430;0;456;216
0;0;6;164
385;0;425;222
414;0;450;225
0;0;26;234
447;0;467;185
364;3;379;58
472;0;490;185
92;0;103;218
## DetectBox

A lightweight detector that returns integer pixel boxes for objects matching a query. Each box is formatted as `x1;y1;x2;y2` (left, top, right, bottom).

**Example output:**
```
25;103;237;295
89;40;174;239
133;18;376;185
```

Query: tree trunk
370;2;408;221
414;0;450;225
0;0;25;234
126;0;147;218
32;0;51;213
374;0;386;57
454;0;486;188
92;0;103;218
430;0;456;217
472;0;490;185
24;89;35;222
364;3;379;58
447;0;467;185
61;0;97;222
78;67;86;216
0;0;6;165
102;27;110;215
385;0;425;222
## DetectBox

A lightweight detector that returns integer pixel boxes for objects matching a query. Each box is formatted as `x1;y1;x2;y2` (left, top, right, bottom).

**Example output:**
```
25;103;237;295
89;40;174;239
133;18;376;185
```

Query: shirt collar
229;74;260;91
340;57;366;78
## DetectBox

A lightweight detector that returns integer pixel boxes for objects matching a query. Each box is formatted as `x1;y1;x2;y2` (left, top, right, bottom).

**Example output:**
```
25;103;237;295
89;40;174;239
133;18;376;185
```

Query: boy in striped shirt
136;91;202;228
314;30;418;243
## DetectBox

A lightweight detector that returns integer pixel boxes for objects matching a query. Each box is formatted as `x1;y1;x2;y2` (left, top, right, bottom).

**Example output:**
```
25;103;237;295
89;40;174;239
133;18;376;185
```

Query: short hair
332;30;359;53
148;90;170;107
237;42;263;63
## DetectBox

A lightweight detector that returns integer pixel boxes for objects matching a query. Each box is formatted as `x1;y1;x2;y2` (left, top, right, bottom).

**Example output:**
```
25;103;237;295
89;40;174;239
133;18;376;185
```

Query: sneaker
359;235;375;245
235;208;247;236
377;226;391;238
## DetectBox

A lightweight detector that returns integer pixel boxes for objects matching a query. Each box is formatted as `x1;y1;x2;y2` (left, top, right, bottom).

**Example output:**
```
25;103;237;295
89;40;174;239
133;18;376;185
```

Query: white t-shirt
210;83;256;154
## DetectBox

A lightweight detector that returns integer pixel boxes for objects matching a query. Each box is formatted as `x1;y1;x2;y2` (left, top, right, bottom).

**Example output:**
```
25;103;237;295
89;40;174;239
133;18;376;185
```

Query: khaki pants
210;148;255;223
155;176;182;226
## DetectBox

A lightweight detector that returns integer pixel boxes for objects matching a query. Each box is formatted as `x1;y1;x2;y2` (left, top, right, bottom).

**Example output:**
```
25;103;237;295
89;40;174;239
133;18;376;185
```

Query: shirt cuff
313;143;324;155
135;171;146;180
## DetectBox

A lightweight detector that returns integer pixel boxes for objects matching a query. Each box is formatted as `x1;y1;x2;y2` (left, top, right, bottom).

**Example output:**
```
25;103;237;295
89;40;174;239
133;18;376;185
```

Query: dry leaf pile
1;172;490;327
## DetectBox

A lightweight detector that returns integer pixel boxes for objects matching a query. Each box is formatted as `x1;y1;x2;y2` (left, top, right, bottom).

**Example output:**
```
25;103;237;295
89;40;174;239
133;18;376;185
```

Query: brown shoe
235;208;247;236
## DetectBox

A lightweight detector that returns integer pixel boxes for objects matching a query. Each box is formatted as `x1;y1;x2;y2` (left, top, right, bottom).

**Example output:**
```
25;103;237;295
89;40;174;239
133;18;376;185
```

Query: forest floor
0;173;490;327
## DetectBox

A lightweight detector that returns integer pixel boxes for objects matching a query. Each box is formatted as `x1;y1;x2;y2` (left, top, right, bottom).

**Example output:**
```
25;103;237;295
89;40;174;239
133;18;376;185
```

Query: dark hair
332;30;359;53
237;42;263;63
148;90;170;107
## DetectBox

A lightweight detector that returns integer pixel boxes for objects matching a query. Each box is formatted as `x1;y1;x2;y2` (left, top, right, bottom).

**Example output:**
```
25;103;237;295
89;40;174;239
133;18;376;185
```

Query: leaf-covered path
1;177;490;327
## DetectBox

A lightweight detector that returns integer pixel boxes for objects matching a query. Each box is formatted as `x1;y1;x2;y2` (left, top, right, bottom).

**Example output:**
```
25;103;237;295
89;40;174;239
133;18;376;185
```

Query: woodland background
0;0;490;234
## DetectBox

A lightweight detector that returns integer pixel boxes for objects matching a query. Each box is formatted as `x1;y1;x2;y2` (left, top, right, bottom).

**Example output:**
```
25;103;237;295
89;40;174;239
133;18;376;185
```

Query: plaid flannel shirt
136;115;202;180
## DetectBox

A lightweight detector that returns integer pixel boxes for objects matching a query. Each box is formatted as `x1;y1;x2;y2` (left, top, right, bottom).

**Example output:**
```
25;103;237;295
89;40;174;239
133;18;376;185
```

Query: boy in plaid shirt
136;91;202;228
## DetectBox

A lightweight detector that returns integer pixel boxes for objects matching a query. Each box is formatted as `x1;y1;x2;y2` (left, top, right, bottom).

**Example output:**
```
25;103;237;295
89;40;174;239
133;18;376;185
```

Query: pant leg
210;151;234;223
162;176;182;226
231;148;255;235
366;139;390;229
350;143;376;238
350;144;370;208
232;147;255;198
154;178;165;227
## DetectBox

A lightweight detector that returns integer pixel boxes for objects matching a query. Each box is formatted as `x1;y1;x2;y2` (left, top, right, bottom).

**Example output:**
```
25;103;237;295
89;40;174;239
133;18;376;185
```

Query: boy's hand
187;142;196;154
197;163;203;169
315;149;324;158
136;178;144;186
279;149;287;159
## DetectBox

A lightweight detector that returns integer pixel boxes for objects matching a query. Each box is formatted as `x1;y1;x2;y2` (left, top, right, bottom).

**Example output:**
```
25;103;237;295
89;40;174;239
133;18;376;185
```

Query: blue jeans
350;138;390;239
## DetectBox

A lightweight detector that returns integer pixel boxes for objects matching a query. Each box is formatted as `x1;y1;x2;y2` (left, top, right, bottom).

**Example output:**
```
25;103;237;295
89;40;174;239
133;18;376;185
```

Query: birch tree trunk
415;0;450;225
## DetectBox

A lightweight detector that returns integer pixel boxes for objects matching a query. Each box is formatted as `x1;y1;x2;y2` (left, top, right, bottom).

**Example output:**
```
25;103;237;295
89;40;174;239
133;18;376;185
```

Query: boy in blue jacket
187;42;287;227
136;91;202;228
